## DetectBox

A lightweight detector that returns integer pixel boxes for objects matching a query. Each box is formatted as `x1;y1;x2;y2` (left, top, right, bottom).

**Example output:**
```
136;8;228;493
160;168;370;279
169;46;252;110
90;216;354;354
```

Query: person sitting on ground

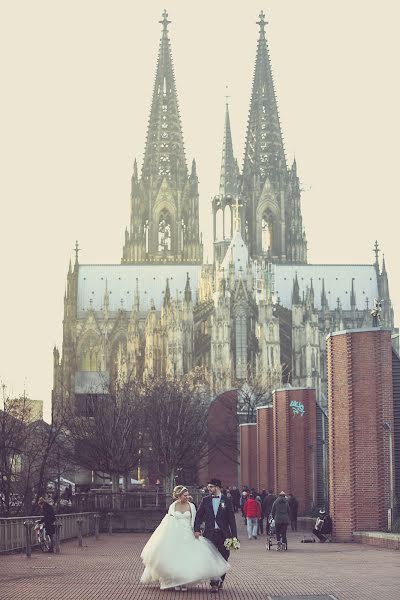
38;497;56;553
313;509;332;543
243;492;262;539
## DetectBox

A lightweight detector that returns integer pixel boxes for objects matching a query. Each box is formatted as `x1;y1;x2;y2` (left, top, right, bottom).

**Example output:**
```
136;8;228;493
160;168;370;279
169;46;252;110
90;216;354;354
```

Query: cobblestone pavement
0;521;399;600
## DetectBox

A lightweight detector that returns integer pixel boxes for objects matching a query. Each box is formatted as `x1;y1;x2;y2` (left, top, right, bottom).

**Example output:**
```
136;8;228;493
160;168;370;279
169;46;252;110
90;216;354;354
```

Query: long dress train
140;501;230;589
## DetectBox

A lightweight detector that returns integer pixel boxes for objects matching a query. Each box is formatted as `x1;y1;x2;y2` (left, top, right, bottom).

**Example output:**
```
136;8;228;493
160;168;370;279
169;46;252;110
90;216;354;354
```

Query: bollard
107;512;113;535
54;520;62;554
76;518;83;547
94;513;100;540
23;520;33;559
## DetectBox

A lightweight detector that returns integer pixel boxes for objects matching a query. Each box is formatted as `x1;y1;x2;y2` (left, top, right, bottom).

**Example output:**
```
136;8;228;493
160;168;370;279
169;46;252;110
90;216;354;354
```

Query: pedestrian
37;497;56;553
140;485;230;591
313;509;333;543
271;491;290;550
243;492;262;539
287;492;299;532
194;478;238;593
240;490;249;524
262;490;277;535
230;486;241;513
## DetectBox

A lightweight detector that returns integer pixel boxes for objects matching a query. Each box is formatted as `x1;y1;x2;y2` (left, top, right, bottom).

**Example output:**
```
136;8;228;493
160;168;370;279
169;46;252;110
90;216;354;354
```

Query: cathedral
52;11;394;423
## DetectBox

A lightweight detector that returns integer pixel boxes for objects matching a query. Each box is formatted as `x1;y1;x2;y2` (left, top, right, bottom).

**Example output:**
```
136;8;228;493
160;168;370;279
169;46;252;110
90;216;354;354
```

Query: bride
140;485;230;590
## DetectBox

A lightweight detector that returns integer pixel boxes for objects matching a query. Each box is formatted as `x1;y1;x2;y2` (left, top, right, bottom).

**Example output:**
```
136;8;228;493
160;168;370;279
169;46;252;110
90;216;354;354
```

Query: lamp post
383;422;394;531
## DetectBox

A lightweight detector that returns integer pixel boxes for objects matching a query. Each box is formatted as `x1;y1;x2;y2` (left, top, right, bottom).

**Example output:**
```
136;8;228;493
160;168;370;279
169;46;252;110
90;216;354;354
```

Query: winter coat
243;498;262;519
271;496;290;525
39;502;56;535
288;495;299;519
261;494;276;518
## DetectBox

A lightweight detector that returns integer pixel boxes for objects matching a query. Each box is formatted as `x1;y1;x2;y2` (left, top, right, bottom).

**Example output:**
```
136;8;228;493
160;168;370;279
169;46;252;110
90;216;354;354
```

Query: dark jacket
288;495;299;519
262;493;276;518
271;496;290;525
39;502;56;535
194;494;237;540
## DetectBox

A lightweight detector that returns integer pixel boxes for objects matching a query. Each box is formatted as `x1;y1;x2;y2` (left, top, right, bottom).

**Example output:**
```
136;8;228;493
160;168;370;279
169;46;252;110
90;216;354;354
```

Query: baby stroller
266;515;287;551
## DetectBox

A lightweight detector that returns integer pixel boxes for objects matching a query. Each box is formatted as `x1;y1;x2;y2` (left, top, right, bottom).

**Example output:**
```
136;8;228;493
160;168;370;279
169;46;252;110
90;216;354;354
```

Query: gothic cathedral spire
242;11;286;190
122;11;202;265
239;11;307;264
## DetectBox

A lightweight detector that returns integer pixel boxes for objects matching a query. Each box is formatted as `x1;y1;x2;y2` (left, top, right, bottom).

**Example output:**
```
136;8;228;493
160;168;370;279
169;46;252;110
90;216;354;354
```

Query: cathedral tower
122;11;203;265
240;11;307;264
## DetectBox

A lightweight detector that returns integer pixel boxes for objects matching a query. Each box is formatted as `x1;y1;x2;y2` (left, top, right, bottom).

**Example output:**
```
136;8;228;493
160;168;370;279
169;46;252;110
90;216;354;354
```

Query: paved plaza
0;522;399;600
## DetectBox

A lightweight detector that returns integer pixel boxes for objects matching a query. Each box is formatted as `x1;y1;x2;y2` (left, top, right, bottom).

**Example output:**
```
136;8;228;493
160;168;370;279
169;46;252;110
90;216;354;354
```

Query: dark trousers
313;528;327;542
205;529;229;583
275;523;288;545
258;518;264;534
290;516;297;532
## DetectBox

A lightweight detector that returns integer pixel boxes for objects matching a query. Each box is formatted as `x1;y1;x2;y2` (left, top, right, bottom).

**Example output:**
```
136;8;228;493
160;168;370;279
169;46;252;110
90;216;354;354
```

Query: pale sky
1;0;399;421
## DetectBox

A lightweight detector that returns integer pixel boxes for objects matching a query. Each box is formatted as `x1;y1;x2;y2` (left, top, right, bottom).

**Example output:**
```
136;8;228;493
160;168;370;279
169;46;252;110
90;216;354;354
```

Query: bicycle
34;520;52;552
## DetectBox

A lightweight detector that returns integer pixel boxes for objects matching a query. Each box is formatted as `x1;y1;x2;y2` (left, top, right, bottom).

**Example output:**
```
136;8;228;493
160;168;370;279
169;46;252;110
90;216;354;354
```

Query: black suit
194;494;237;584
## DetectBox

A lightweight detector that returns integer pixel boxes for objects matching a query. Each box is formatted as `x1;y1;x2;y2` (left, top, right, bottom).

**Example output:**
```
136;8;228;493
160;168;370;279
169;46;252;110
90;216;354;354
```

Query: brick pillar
240;423;258;489
256;405;274;492
198;390;239;487
272;388;317;514
327;328;394;541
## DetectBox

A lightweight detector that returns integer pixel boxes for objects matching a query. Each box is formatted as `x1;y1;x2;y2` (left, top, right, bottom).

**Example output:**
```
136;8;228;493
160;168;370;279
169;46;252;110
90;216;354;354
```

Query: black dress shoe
210;584;219;593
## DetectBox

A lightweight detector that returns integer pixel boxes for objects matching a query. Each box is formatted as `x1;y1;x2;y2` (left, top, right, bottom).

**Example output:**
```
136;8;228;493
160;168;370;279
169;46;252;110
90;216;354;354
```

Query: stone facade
52;12;396;493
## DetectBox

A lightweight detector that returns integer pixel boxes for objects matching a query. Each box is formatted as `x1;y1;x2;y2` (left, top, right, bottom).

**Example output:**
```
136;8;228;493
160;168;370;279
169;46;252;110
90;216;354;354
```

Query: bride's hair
172;485;188;500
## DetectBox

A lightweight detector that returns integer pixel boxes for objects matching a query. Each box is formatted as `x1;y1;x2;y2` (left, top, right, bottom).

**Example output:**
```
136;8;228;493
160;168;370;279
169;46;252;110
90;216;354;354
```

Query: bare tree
64;378;145;495
0;390;66;516
234;365;284;423
142;371;209;495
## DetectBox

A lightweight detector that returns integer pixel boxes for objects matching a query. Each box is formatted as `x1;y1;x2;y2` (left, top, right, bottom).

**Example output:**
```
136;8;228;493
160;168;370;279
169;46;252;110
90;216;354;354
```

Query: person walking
37;497;56;553
140;485;230;590
243;492;262;539
262;490;276;535
287;493;299;532
194;478;237;593
271;492;290;550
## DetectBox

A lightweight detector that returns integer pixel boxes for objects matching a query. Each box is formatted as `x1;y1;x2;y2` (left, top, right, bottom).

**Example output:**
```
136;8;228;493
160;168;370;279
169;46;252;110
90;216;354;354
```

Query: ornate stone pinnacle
257;10;268;34
159;9;171;32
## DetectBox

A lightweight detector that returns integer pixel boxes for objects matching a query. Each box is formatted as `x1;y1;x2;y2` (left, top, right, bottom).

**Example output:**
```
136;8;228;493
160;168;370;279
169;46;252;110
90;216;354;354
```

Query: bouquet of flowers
224;537;240;550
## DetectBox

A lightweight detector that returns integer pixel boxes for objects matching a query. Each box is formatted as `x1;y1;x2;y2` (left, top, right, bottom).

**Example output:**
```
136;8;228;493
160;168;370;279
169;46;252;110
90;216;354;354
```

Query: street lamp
383;422;394;531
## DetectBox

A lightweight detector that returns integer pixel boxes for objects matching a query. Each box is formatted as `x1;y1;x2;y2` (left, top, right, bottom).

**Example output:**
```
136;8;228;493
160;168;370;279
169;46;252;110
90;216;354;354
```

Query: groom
194;478;237;593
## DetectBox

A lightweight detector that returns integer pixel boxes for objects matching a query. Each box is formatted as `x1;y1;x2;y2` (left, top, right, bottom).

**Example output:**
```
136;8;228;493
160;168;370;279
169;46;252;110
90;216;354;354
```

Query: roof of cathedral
76;264;201;316
273;264;378;311
219;103;238;197
221;229;249;276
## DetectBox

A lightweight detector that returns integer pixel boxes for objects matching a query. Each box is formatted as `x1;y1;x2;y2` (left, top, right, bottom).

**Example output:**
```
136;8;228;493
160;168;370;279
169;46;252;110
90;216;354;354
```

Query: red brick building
239;423;258;489
256;405;274;492
272;388;317;514
327;328;394;541
198;390;239;487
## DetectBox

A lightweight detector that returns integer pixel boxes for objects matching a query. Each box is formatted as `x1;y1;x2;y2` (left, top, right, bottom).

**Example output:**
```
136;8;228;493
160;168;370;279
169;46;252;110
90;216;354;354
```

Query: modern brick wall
272;388;317;514
198;390;239;487
256;405;274;492
240;423;258;489
327;328;394;542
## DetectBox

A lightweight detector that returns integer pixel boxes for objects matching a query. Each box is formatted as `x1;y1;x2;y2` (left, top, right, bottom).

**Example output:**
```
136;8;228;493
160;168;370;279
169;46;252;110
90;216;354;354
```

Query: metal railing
0;512;95;554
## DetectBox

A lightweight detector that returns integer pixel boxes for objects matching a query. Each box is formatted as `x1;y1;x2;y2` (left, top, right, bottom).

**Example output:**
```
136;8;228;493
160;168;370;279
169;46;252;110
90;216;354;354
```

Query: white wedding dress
140;501;230;589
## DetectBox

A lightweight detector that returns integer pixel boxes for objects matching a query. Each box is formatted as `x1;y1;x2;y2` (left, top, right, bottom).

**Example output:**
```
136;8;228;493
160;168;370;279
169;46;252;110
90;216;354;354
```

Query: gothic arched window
79;333;102;372
235;310;247;380
158;209;172;252
262;211;273;254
